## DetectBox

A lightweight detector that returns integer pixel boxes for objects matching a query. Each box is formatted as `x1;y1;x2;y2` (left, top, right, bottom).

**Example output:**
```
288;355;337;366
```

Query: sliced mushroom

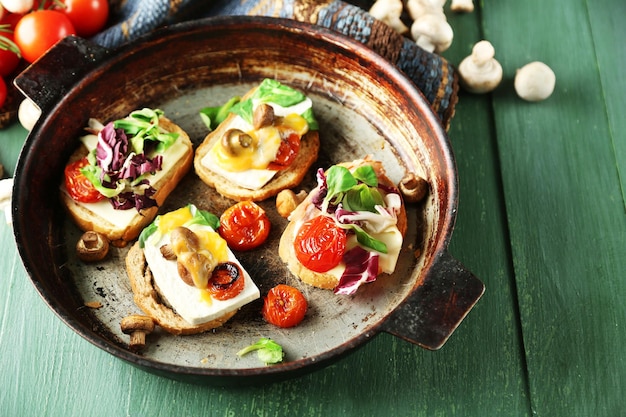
76;231;110;262
399;173;429;203
170;226;200;255
253;103;275;130
120;315;155;351
221;129;257;156
177;250;217;289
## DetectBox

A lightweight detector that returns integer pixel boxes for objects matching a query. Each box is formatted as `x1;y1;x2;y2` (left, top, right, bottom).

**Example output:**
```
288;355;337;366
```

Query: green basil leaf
301;107;319;131
343;184;385;212
138;222;158;248
199;96;241;131
254;78;306;107
350;224;388;254
352;165;378;187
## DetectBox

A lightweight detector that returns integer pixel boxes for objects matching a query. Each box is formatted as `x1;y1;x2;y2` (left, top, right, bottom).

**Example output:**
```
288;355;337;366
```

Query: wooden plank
482;0;626;415
587;0;626;206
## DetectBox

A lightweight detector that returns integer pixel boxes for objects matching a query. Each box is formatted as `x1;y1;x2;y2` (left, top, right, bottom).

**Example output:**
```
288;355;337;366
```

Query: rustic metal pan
12;16;484;385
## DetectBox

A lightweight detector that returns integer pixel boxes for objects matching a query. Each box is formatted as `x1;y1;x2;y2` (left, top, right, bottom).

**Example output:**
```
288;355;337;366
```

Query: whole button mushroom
514;61;556;101
120;315;155;351
76;231;110;262
458;40;503;94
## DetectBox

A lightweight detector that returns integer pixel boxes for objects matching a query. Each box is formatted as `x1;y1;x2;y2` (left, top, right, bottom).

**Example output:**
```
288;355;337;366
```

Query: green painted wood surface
1;1;624;416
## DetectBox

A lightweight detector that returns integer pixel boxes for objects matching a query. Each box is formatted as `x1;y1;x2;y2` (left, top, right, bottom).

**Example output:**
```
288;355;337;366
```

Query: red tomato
262;284;308;328
0;33;21;77
207;262;245;301
218;201;271;251
0;77;6;108
14;10;76;63
60;0;109;38
268;132;300;170
294;215;347;273
64;157;105;203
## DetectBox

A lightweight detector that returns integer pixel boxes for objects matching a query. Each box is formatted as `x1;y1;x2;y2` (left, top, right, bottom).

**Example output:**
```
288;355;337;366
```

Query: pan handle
14;36;110;112
381;250;485;350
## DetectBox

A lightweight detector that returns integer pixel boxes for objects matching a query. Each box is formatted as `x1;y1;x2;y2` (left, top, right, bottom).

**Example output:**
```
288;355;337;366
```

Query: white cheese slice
143;224;260;325
61;135;191;230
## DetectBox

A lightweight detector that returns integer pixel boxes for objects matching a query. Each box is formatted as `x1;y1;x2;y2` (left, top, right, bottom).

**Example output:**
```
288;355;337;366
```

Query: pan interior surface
14;18;455;378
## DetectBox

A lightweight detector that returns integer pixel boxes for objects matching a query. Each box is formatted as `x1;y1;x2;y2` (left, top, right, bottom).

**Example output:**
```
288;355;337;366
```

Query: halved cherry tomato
207;262;245;301
218;201;271;251
262;284;307;328
294;215;346;273
64;157;105;203
14;10;76;63
59;0;109;38
0;77;6;109
267;132;300;170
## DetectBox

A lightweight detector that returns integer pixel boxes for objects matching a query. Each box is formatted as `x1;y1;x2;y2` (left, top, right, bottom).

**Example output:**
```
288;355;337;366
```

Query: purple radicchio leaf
110;182;158;211
334;246;379;295
96;122;128;173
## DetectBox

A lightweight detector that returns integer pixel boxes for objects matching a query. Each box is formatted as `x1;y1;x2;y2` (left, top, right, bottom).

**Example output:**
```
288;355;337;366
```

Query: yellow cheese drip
157;206;193;235
210;113;309;172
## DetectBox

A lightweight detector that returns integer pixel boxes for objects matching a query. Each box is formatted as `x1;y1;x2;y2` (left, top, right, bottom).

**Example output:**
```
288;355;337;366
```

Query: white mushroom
451;0;474;13
406;0;446;21
369;0;409;35
18;98;41;132
514;61;556;101
458;40;503;93
411;14;454;54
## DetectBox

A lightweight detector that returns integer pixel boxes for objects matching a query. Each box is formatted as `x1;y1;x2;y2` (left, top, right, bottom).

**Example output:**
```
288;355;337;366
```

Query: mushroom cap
411;15;454;53
458;40;503;94
514;61;556;101
120;315;155;333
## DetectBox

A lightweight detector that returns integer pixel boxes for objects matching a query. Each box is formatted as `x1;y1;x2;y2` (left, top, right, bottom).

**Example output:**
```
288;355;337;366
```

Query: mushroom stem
120;315;155;352
451;0;474;13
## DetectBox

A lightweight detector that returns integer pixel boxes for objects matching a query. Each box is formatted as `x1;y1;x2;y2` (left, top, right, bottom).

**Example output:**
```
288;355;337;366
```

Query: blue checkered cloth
92;0;458;129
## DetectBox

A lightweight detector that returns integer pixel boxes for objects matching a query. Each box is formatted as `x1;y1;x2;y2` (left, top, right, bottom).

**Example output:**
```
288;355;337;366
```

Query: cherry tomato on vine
207;262;245;301
294;215;347;273
64;157;105;203
14;10;76;63
59;0;109;38
267;132;300;170
219;201;271;251
0;77;7;108
262;284;308;328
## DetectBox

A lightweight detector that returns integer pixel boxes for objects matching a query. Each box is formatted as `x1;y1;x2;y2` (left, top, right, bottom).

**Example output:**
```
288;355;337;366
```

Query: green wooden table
1;1;624;416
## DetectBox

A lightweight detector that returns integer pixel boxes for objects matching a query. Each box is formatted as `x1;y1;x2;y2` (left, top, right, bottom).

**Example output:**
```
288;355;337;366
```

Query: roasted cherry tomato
294;215;346;273
219;201;271;251
59;0;109;38
262;284;307;328
267;132;300;170
14;10;76;63
64;157;105;203
0;77;6;109
207;262;245;301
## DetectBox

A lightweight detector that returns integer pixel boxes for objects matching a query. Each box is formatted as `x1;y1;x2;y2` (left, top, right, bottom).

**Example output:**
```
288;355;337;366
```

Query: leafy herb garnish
237;338;284;365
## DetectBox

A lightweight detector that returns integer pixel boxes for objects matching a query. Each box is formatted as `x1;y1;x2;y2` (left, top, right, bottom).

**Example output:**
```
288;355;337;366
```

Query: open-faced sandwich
61;108;193;246
278;158;407;295
125;204;260;335
194;78;320;201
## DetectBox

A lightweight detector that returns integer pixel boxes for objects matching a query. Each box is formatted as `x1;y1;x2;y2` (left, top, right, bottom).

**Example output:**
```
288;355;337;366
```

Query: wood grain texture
1;0;624;415
483;0;626;415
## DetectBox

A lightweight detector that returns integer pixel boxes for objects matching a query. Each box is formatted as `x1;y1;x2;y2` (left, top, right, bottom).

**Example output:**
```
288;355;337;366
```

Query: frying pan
12;16;484;385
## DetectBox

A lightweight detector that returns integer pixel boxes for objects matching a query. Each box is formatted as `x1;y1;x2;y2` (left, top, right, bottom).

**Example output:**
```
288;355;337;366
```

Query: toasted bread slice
194;83;320;202
279;159;407;291
125;242;237;335
61;117;193;246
